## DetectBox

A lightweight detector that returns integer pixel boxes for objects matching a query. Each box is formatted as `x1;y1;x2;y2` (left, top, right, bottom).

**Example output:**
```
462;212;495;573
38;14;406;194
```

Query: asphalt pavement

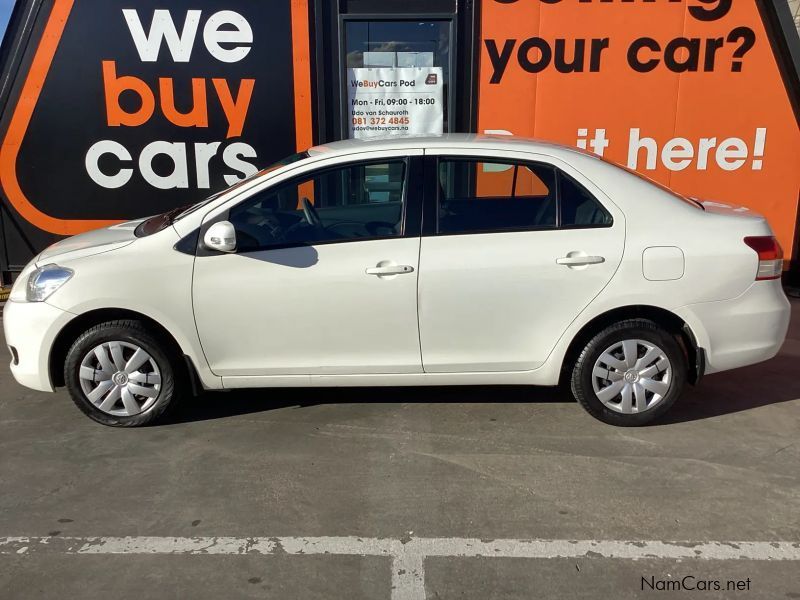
0;299;798;599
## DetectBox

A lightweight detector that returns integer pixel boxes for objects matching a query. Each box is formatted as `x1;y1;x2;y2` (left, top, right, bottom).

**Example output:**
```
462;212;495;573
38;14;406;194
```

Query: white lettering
123;9;202;63
85;140;133;189
223;142;258;185
627;128;658;170
139;141;189;189
203;11;253;63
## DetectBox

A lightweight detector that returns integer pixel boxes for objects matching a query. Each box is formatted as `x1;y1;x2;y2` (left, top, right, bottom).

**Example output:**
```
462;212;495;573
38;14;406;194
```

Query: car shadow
163;384;567;425
162;353;800;427
655;352;800;424
163;296;800;427
239;244;319;268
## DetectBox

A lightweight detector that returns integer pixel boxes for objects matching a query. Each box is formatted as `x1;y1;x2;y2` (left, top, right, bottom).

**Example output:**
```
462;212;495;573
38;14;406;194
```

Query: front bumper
676;280;791;375
3;300;74;392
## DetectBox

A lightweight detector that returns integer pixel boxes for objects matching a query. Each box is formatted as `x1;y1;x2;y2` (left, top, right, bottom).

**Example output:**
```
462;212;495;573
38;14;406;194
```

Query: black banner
1;0;297;267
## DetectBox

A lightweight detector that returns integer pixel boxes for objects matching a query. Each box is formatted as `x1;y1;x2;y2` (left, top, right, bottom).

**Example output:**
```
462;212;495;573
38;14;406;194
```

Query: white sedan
3;135;791;427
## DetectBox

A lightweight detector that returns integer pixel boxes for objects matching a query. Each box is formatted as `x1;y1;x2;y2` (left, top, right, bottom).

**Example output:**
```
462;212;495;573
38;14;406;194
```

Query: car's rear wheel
64;320;181;427
570;319;687;426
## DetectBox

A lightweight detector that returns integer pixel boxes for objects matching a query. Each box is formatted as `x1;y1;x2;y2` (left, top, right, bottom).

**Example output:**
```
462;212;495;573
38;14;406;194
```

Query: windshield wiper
134;205;191;238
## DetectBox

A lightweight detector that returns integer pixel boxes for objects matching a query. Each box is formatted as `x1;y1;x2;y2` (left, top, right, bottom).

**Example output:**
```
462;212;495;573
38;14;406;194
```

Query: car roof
306;134;587;160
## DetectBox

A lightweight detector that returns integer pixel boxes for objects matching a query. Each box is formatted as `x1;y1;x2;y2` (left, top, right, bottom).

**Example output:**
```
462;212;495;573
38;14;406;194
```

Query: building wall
0;0;798;275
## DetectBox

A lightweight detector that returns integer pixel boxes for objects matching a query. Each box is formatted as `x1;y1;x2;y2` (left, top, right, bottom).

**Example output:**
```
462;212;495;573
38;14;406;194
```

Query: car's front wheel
64;320;181;426
570;319;687;426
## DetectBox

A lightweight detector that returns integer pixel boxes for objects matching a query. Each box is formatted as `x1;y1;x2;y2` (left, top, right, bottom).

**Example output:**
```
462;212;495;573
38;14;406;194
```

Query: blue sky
0;0;14;43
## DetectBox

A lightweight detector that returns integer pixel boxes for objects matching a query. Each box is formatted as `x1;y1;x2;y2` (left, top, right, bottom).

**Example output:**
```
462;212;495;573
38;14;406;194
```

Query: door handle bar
366;265;415;276
556;256;605;266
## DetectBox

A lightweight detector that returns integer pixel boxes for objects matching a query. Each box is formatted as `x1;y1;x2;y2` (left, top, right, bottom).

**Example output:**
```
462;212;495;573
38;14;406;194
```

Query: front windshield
175;151;311;221
134;151;309;237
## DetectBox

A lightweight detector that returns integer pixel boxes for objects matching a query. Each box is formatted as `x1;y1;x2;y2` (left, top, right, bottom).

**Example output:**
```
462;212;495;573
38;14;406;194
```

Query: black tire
570;319;687;426
64;319;182;427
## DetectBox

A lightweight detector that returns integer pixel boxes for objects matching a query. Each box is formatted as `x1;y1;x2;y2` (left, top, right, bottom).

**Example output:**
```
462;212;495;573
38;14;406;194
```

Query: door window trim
424;155;614;238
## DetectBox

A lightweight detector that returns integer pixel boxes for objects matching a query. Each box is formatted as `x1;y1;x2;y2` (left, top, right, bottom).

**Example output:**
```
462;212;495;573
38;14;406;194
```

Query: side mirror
203;220;237;253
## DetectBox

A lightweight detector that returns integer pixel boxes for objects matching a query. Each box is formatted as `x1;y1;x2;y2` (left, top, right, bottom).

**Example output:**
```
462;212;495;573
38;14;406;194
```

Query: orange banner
478;0;800;260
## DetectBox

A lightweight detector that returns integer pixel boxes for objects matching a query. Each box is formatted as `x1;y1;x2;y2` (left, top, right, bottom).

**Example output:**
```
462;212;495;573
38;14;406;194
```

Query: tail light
744;236;783;280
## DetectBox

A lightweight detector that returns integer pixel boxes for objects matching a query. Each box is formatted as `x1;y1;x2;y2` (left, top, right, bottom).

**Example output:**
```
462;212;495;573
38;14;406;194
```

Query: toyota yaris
4;135;791;427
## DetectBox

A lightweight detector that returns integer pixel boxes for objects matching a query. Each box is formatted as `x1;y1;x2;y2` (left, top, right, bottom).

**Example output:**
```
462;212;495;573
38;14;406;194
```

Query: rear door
418;149;625;372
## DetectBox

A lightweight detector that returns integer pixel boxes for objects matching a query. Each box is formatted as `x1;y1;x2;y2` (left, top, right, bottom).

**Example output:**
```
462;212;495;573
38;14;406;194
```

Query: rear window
615;162;704;210
570;144;703;210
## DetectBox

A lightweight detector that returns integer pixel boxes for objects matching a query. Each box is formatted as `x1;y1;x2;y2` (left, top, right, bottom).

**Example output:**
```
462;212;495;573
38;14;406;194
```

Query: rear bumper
676;280;791;375
3;300;74;392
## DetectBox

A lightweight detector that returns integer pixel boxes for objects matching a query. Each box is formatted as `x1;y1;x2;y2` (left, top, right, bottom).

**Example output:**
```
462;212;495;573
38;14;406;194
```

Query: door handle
366;265;415;276
556;255;605;266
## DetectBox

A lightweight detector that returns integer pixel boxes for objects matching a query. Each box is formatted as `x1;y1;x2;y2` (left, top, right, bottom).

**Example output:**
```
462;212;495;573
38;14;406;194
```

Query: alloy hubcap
78;341;161;417
591;339;672;414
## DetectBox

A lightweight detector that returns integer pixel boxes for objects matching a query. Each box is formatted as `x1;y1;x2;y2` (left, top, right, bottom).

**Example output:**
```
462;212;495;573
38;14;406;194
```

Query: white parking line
2;536;799;600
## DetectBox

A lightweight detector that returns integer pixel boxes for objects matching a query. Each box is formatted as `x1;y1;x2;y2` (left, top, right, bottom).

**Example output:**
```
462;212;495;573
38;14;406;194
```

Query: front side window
436;158;611;234
229;161;406;252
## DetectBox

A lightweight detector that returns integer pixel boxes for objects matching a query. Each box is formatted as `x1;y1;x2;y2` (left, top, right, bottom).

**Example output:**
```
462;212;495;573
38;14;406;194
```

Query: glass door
341;19;454;140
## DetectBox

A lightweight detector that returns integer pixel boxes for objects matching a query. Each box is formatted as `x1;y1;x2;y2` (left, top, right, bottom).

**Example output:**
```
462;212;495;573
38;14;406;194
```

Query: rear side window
436;158;611;235
559;172;612;227
437;160;557;234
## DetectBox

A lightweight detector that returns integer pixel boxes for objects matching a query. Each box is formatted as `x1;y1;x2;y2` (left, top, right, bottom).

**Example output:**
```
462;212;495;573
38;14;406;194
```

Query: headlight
25;264;74;302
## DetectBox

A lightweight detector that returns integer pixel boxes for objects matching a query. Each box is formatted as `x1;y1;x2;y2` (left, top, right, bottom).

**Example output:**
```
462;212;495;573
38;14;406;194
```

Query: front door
418;151;625;372
192;155;423;377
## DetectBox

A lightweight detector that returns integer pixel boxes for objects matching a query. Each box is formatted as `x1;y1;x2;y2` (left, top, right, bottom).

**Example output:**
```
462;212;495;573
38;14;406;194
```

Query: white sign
397;52;433;67
347;67;443;139
363;52;396;67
